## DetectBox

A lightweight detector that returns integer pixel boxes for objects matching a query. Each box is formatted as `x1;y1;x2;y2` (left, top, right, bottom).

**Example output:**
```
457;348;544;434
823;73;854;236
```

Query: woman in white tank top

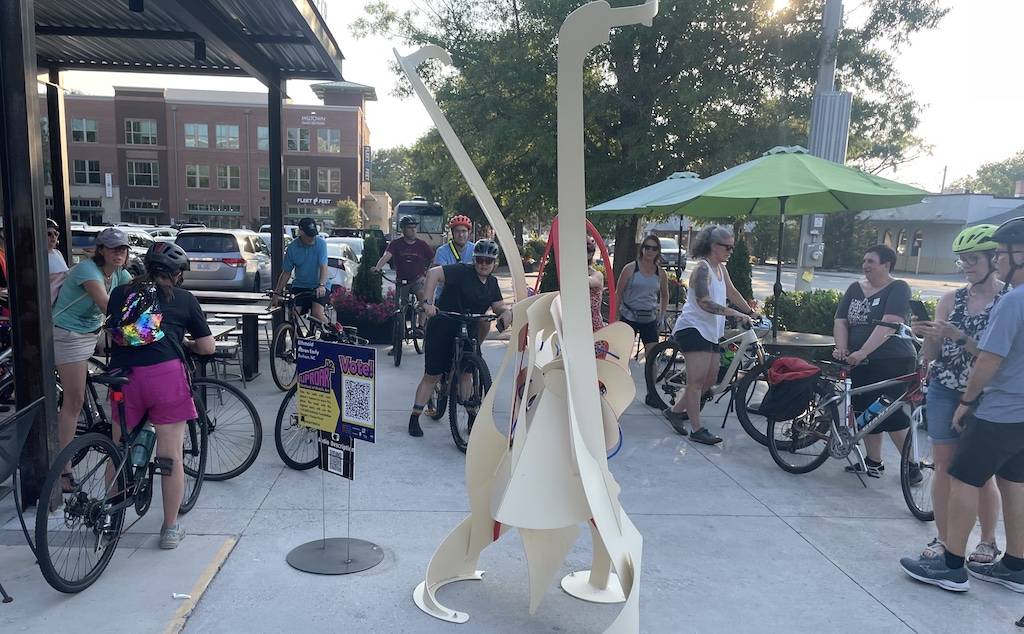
664;226;758;445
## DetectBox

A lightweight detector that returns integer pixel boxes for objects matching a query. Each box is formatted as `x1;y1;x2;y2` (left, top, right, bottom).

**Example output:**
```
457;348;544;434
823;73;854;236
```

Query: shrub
727;239;754;300
352;234;383;304
763;289;844;335
539;255;559;292
522;238;547;263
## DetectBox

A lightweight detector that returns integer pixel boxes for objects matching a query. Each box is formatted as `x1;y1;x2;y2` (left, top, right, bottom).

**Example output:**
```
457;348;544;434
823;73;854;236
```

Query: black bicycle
269;289;336;391
274;324;369;470
382;273;423;367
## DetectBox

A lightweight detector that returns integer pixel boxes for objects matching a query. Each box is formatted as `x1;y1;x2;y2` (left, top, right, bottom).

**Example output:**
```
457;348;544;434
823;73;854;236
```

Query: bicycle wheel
407;304;422;354
644;339;686;410
180;415;208;514
274;387;319;470
191;377;262;481
35;433;128;594
427;376;448;420
449;355;492;453
766;387;835;474
733;360;773;447
391;311;404;367
901;407;935;521
270;322;298;391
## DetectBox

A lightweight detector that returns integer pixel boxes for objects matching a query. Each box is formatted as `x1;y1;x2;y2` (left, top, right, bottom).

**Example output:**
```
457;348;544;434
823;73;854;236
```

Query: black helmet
298;217;318;237
991;217;1024;245
46;218;59;230
399;216;418;228
473;239;500;260
145;242;190;274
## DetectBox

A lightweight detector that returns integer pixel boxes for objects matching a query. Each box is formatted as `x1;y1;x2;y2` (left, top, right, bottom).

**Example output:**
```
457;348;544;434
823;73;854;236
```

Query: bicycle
382;273;423;367
34;370;208;593
274;324;369;470
644;316;774;443
764;321;933;520
269;289;337;391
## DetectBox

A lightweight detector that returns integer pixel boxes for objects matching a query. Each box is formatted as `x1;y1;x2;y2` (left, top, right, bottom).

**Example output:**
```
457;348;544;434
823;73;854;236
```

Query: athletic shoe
644;393;666;408
845;460;884;478
160;524;186;550
409;416;423;437
906;461;924;485
899;556;969;592
689;428;722;445
661;408;688;436
967;559;1024;593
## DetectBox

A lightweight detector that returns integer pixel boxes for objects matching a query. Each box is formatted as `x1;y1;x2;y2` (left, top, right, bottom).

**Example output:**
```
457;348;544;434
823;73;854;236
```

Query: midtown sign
301;113;327;126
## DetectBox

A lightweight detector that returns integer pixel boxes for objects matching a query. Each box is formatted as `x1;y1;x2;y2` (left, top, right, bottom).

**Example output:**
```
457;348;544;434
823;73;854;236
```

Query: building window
259;205;270;221
184;123;208;148
317;128;341;154
216;124;240;150
287;128;310;152
258;166;270;191
286;205;317;220
317;167;341;194
124;118;158;145
882;230;894;248
72;118;98;143
126;160;159;187
185;164;210;188
257;126;270;151
911;230;924;257
217;164;241;189
186;203;242;229
896;229;908;255
287;167;311;193
126;200;160;211
73;159;102;185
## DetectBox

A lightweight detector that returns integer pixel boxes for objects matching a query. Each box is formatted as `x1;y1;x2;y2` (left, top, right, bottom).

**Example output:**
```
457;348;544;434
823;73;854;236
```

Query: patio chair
0;396;45;603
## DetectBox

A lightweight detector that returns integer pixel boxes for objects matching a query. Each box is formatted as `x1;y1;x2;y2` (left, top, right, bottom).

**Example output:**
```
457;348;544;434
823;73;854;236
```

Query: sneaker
908;462;923;486
967;559;1024;593
644;393;664;408
899;556;969;592
845;460;884;478
689;428;723;446
661;408;688;436
408;416;423;437
921;537;946;559
160;524;186;550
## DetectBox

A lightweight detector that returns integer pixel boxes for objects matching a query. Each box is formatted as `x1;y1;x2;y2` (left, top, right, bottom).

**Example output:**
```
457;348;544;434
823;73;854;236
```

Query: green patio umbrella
644;146;930;336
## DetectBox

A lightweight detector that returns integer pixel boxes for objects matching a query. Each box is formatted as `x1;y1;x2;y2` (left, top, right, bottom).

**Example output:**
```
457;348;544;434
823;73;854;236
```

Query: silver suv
176;229;272;291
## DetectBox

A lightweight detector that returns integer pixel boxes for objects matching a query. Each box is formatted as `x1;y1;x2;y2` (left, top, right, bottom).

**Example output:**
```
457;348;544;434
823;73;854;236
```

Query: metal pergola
0;0;345;505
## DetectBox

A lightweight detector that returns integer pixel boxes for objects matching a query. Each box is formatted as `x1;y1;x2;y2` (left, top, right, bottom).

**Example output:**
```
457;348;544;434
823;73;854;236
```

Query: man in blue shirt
432;215;475;302
273;217;331;323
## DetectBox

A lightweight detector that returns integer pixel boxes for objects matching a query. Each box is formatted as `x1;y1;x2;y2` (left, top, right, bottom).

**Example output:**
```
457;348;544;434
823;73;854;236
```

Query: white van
259;224;300;239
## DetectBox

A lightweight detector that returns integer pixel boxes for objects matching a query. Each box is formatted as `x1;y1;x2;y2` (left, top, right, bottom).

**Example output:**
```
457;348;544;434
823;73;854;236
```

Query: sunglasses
474;257;496;265
957;254;983;267
717;243;735;251
642;244;660;251
47;230;59;237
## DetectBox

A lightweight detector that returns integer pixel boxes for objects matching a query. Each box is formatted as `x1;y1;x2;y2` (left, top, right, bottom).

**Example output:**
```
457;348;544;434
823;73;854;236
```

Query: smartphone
909;299;932;322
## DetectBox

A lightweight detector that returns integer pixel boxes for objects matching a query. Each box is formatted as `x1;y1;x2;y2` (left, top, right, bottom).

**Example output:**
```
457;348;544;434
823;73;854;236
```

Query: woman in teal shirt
52;228;132;488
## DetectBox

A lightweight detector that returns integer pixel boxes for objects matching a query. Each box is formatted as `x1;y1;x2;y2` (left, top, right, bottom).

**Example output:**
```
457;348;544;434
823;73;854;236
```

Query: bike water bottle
856;395;892;429
130;423;157;468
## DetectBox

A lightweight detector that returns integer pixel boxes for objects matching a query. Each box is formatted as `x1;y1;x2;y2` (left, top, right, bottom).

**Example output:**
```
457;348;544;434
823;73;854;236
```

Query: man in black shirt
408;239;511;437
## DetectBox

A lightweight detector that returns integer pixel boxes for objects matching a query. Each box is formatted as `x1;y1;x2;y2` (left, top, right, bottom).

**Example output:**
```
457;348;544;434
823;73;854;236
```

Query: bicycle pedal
152;457;173;476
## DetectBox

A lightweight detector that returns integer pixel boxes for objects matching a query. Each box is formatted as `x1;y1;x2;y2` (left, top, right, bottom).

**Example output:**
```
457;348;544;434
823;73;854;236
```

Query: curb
163;536;239;634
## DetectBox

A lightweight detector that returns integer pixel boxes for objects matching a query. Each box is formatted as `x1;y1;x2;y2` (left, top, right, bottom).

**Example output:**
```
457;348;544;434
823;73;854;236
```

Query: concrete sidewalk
2;340;1019;633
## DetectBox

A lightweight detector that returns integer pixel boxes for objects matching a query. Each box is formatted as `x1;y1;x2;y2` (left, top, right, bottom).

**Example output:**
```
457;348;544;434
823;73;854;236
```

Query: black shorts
850;356;915;434
948;415;1024;487
423;317;479;376
673;328;718;353
621;317;659;345
292;288;331;312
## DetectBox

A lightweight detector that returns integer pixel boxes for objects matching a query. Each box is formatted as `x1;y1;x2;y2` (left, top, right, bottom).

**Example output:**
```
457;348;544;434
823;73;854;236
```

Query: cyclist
434;215;476;268
913;225;1002;563
901;216;1024;593
663;226;756;445
373;215;434;328
104;242;214;549
272;217;331;324
53;227;132;489
408;239;511;437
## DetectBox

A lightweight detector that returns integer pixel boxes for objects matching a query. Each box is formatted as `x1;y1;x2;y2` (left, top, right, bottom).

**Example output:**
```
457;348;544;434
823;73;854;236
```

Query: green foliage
726;239;753;300
371;146;413;205
763;289;844;336
539;256;560;292
352;234;383;304
821;212;878;269
749;219;801;264
333;199;360;229
952;149;1024;196
522;238;547;263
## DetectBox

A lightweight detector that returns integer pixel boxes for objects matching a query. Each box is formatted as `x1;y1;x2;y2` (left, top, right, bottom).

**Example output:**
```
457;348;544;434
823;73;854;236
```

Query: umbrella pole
772;196;788;339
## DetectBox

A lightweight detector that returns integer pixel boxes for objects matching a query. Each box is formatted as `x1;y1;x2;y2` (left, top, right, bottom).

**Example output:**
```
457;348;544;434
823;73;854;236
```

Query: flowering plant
332;286;397;323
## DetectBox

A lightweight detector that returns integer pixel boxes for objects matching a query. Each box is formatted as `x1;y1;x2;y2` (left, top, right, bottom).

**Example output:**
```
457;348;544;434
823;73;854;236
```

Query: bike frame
816;365;926;447
660;325;766;397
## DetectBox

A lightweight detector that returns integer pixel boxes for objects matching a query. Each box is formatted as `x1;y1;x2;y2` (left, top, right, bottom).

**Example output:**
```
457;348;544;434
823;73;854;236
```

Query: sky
61;0;1019;194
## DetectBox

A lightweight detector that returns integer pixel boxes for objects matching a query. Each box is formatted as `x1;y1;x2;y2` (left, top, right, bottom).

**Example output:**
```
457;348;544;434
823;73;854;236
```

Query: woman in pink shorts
105;243;214;549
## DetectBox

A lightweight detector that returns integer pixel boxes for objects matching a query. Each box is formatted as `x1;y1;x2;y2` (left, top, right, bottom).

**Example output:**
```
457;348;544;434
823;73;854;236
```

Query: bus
393;197;445;249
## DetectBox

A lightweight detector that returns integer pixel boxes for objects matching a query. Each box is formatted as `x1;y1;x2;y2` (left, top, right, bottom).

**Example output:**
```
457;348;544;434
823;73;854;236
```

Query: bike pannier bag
756;356;822;421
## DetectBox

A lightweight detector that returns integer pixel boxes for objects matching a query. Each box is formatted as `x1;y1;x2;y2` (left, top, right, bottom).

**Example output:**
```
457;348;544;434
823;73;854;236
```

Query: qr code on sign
327;446;345;476
342;377;373;426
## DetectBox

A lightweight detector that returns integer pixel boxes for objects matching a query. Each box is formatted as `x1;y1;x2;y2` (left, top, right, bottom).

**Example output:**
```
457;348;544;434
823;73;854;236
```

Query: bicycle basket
757;357;822;421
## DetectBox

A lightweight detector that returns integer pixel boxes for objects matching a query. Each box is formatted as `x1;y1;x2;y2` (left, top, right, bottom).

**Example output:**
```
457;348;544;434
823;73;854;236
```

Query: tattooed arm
692;262;749;321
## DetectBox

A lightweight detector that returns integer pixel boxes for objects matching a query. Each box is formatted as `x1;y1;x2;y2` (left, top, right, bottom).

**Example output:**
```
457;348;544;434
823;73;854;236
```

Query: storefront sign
295;197;336;206
301;113;327;126
296;337;376;442
362;146;372;182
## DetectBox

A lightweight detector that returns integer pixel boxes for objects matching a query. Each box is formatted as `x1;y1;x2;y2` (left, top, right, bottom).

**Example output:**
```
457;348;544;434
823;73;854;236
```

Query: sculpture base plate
560;570;625;604
412;571;485;624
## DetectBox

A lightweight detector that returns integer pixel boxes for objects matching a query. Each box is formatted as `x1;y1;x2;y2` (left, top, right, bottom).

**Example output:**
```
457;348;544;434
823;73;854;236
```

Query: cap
298;217;318;237
95;227;129;248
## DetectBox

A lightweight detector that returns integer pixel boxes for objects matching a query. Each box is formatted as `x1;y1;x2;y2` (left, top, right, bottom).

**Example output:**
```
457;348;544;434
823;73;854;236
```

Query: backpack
108;283;165;347
756;357;822;421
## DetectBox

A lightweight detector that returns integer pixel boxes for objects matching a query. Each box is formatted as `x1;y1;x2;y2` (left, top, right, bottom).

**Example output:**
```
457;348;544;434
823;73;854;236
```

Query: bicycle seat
90;373;130;387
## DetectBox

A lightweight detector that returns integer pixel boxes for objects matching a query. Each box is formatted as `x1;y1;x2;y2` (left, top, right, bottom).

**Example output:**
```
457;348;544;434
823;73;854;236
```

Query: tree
352;234;384;303
952;149;1024;196
727;239;754;301
334;199;360;228
371;146;414;204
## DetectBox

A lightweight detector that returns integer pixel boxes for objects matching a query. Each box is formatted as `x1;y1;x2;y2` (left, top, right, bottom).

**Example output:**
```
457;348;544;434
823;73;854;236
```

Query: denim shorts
926;381;962;444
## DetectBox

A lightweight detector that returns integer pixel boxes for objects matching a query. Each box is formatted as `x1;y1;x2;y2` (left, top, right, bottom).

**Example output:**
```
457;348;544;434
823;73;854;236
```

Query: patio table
199;304;280;380
762;331;835;361
190;290;269;303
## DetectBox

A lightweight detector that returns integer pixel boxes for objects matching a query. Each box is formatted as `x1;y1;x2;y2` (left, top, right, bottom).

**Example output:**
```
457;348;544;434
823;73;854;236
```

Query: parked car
70;226;144;275
147;226;178;239
326;242;360;291
257;232;293;254
659;237;687;270
326;236;364;262
259;224;301;240
176;229;271;291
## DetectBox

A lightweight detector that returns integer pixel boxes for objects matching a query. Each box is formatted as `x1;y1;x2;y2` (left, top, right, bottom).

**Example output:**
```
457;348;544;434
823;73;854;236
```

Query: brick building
41;80;378;230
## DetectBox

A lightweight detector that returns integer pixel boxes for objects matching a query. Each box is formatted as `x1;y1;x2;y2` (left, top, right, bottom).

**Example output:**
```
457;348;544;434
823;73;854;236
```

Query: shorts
53;326;100;365
850;356;915;434
673;328;718;353
292;287;331;312
423;316;477;376
621;317;659;345
397;277;425;296
111;359;196;430
925;381;962;444
948;415;1024;487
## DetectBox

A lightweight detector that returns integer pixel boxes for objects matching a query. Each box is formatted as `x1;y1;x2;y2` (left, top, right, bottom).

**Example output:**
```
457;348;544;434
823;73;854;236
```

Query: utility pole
795;0;852;290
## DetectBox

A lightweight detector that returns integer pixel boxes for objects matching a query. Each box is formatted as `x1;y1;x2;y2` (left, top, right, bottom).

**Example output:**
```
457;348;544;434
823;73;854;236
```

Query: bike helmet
448;215;472;230
952;224;998;254
991;216;1024;245
399;215;418;228
145;241;190;275
46;218;59;230
298;217;318;237
473;239;500;260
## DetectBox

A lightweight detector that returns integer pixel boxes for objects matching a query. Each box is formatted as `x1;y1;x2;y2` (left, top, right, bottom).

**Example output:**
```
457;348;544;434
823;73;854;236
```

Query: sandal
60;472;78;493
921;537;945;559
968;540;1002;564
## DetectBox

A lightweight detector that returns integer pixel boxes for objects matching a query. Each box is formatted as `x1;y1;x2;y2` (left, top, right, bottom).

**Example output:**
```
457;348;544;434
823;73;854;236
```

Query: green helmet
952;224;998;254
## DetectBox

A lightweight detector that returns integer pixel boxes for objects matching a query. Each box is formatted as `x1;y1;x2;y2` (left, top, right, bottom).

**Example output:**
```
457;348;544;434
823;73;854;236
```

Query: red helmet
448;215;472;230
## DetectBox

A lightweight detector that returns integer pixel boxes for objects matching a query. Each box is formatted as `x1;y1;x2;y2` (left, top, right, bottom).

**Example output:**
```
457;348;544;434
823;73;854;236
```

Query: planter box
337;314;395;344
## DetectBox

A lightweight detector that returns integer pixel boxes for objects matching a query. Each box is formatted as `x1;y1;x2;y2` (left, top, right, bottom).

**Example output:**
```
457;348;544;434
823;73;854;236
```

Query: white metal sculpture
399;2;657;631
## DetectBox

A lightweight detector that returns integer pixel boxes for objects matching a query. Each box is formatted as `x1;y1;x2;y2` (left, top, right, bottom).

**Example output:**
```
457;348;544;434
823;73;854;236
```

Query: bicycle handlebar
432;309;498;322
